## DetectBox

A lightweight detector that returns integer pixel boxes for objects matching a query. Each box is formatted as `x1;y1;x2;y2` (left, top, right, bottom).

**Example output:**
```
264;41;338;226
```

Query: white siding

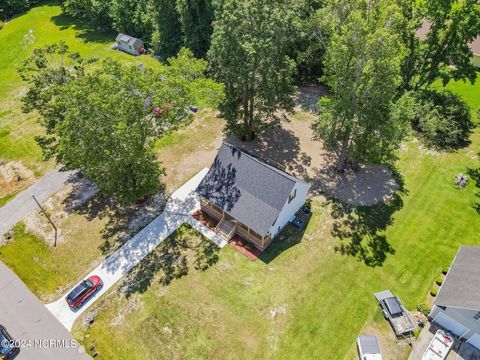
117;42;139;56
268;181;309;238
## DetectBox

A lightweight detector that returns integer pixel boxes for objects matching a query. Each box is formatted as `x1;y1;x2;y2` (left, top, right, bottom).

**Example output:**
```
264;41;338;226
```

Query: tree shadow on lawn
467;167;480;215
118;224;220;297
50;12;114;44
329;166;407;267
259;214;312;264
227;124;312;181
66;182;168;256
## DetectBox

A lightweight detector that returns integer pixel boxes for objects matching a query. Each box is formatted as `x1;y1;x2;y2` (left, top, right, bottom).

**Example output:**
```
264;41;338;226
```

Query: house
115;33;145;56
196;143;310;251
428;246;480;350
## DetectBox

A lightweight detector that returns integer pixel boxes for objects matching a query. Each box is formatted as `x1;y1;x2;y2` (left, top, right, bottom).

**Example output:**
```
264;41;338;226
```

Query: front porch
199;198;273;251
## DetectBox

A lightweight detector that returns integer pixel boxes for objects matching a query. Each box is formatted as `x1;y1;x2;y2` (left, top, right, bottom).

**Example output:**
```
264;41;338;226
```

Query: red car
66;275;103;309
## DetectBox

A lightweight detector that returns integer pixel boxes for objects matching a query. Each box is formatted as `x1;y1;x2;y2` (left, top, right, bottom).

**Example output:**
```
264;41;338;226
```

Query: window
474;311;480;320
288;189;297;203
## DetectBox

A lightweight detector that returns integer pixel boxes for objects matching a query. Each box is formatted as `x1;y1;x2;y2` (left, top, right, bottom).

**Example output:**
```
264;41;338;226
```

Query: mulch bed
229;235;262;261
192;209;218;230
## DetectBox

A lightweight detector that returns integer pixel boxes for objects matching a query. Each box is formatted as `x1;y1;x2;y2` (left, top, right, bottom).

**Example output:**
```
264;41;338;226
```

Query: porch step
215;219;236;240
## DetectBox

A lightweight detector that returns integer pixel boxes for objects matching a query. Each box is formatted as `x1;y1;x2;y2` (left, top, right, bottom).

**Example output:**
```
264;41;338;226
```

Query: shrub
430;288;438;297
395;90;474;149
441;266;449;275
436;276;444;286
416;303;431;317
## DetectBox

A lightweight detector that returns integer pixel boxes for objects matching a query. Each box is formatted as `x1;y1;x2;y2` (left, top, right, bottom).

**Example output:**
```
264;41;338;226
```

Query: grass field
73;74;480;359
1;4;480;360
0;221;107;301
472;55;480;69
0;3;160;177
73;124;480;359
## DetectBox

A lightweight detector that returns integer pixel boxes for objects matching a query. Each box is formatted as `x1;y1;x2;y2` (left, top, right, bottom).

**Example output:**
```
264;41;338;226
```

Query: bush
436;276;444;286
395;90;474;149
441;266;449;275
430;288;438;297
416;303;431;317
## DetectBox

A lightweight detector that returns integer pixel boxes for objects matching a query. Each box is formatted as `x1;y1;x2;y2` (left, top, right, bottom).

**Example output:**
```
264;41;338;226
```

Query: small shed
115;33;144;56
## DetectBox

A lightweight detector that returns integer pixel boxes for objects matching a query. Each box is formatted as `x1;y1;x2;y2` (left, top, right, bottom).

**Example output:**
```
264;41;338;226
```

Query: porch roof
196;143;301;236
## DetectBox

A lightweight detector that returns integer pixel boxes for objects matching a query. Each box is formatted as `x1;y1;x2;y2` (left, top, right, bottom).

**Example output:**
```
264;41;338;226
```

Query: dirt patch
158;111;224;192
360;322;411;360
312;164;399;206
228;102;399;206
23;177;98;246
293;85;330;114
0;160;35;197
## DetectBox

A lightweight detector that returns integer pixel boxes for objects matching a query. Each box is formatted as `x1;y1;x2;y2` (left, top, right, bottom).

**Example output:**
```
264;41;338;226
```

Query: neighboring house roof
416;21;480;56
115;33;144;49
471;37;480;56
196;143;307;236
434;246;480;310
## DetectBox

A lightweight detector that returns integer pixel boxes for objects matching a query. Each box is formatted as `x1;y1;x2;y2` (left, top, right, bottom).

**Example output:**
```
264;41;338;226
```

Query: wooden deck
229;235;263;261
199;197;273;251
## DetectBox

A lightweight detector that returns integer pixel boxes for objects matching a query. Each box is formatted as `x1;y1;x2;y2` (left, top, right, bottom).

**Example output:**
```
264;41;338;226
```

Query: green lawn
2;4;480;360
0;191;19;207
73;105;480;360
0;222;107;301
472;55;480;69
0;3;160;176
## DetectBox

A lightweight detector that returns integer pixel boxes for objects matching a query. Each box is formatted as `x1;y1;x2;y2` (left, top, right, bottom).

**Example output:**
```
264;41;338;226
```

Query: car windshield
67;282;89;302
0;329;13;356
84;279;93;288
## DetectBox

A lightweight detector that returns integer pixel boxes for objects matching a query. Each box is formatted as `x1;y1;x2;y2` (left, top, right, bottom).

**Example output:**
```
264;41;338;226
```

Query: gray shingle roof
115;33;144;49
196;143;304;236
434;246;480;310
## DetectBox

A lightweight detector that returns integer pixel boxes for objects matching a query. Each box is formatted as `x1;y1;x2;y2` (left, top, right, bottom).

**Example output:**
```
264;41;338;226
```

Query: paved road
0;262;90;360
0;168;76;237
47;168;227;331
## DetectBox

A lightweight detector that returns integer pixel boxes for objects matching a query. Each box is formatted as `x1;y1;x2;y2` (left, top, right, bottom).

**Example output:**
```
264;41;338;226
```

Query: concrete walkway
0;168;76;237
46;168;227;331
0;262;90;360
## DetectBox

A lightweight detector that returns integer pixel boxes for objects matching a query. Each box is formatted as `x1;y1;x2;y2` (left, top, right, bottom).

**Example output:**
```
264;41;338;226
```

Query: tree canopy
19;45;224;203
400;0;480;90
208;0;297;140
312;0;407;171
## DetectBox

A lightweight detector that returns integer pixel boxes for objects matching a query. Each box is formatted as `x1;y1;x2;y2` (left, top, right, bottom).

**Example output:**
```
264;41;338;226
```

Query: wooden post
32;195;58;247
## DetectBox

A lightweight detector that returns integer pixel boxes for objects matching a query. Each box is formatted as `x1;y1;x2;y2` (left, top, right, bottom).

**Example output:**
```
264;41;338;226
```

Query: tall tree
150;0;182;57
0;0;37;20
19;45;223;203
400;0;480;90
312;0;407;171
61;0;112;30
18;41;88;160
109;0;154;41
176;0;214;58
291;0;326;83
208;0;297;141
